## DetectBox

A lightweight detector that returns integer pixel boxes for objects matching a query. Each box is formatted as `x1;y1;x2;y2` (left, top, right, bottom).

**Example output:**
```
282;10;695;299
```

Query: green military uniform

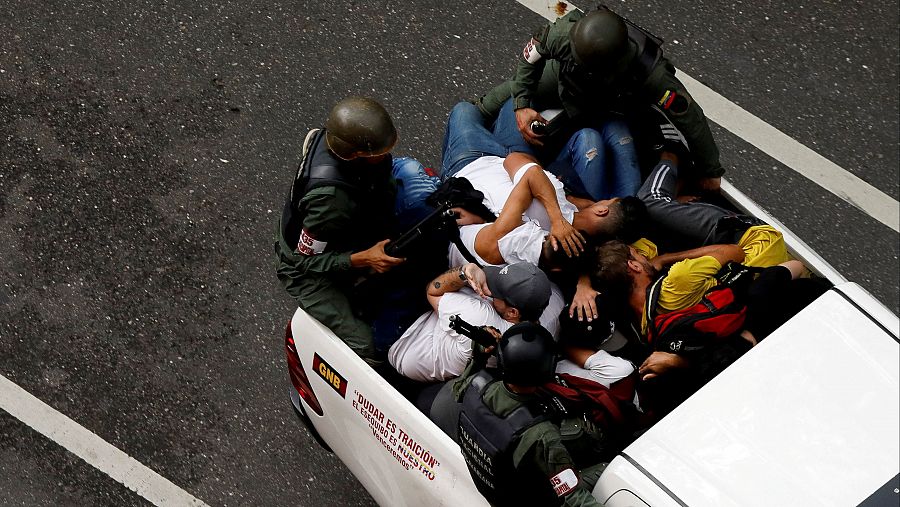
451;358;606;507
274;129;396;361
478;9;724;180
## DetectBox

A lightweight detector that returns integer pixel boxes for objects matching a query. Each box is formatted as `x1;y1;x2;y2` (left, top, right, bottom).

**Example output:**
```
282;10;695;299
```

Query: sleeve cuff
335;252;353;272
513;97;532;110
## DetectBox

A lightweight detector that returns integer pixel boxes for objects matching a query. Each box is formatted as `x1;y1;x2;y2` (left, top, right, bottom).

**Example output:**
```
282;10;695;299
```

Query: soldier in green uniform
452;323;606;506
477;6;724;192
275;97;413;365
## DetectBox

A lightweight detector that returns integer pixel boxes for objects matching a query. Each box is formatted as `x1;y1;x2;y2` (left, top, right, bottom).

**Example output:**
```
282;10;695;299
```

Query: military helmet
570;9;633;69
325;96;398;160
497;322;557;386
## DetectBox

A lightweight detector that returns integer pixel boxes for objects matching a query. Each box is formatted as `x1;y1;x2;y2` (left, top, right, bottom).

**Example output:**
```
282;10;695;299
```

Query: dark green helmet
570;10;634;70
325;97;398;160
498;322;557;387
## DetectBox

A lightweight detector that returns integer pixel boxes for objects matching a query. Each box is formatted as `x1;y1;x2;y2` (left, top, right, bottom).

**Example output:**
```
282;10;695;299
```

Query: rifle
448;314;499;350
384;202;458;258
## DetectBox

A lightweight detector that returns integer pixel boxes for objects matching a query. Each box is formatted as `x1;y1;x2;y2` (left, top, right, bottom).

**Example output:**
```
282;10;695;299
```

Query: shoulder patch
523;37;542;64
296;228;328;255
658;89;691;115
658;90;676;109
550;468;579;497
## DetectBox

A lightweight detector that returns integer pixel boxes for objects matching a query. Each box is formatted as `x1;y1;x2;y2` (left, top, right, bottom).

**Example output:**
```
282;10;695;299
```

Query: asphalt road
0;1;897;505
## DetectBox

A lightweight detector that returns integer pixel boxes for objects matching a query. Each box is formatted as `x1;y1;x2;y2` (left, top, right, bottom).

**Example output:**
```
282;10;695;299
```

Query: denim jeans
491;98;641;201
393;156;440;229
546;122;641;201
440;102;532;178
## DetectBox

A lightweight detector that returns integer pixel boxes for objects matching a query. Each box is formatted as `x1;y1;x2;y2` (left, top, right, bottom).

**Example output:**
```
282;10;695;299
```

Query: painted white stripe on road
516;0;900;232
0;374;209;506
677;73;899;232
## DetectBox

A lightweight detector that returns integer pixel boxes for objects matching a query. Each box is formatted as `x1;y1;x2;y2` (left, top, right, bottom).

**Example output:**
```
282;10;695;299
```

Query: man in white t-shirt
388;261;564;382
436;103;642;268
447;152;645;269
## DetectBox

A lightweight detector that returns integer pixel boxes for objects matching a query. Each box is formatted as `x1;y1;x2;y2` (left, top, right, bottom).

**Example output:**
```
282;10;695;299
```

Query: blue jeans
440;102;532;178
393;156;440;229
492;99;641;201
547;123;641;201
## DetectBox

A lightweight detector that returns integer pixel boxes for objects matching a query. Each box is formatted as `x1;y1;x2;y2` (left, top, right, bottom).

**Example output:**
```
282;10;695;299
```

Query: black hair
610;196;648;244
518;305;545;324
538;231;596;273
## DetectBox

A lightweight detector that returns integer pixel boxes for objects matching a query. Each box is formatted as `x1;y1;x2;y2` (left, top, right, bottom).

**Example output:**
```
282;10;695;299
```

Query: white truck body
285;182;900;506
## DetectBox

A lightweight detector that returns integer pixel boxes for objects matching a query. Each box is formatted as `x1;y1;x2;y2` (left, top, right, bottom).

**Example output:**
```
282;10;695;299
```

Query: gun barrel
384;204;455;258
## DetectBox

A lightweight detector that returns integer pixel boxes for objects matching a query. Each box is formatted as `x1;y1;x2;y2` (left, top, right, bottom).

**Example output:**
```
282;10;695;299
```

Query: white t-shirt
449;221;548;268
449;157;577;267
555;351;635;388
388;285;565;382
453;156;577;227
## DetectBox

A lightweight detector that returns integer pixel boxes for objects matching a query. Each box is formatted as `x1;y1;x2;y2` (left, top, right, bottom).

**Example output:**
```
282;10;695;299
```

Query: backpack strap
644;274;667;342
451;229;482;268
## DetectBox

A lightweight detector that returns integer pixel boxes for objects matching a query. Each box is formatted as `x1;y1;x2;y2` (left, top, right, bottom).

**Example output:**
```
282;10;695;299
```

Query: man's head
578;196;647;242
325;96;398;161
558;293;630;353
498;322;557;387
538;231;593;274
484;262;552;323
591;240;657;299
569;9;635;72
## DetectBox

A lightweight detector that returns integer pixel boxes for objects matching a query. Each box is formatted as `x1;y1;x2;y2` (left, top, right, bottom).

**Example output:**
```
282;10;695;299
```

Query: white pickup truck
283;181;899;506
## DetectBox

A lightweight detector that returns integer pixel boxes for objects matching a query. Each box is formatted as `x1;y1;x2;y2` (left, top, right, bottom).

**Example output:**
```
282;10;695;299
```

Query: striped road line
516;0;899;232
0;374;209;506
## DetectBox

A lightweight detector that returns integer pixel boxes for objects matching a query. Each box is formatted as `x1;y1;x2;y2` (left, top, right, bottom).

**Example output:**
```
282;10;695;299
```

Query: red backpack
644;262;761;354
541;371;639;430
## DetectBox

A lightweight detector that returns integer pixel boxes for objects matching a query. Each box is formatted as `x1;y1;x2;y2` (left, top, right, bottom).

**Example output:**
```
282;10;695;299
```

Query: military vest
457;371;562;506
280;128;394;254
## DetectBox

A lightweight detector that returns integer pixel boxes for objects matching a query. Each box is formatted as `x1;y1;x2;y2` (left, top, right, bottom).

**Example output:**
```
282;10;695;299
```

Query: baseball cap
558;294;629;352
483;263;552;316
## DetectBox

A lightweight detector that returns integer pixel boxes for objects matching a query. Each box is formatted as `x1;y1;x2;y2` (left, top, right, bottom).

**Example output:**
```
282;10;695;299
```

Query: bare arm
473;163;544;263
564;346;595;368
500;154;585;256
652;244;745;271
425;263;489;312
502;153;564;225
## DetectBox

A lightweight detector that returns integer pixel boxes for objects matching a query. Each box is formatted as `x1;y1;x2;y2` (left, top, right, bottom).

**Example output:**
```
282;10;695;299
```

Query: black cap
558;294;628;352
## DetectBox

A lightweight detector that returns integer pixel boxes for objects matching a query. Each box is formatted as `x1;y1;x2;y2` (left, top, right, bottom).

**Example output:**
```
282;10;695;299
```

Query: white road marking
0;374;209;506
516;0;900;232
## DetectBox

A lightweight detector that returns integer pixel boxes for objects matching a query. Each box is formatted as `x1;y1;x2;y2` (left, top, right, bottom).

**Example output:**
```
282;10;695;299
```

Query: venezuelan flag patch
658;90;677;110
